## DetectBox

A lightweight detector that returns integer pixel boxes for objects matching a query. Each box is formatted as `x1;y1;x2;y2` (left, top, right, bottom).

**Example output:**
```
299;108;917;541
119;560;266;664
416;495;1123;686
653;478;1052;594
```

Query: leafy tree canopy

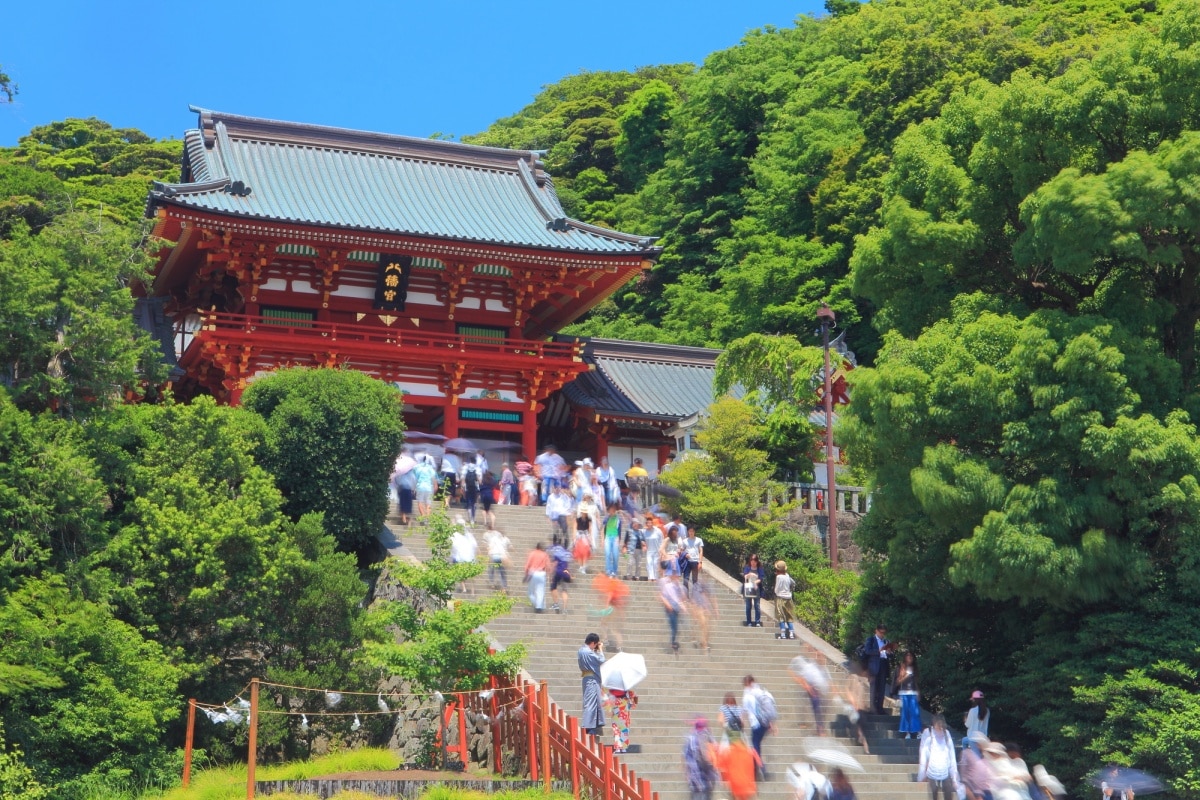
0;211;167;417
8;118;181;223
852;0;1200;389
841;296;1200;791
242;367;406;552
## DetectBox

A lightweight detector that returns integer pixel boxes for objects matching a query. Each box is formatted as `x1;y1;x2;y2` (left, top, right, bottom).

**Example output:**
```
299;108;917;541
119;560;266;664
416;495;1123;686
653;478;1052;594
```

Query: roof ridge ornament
547;218;572;232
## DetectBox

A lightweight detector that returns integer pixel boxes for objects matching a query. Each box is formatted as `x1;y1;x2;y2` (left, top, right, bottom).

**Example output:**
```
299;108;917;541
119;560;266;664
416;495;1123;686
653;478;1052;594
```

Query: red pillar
443;404;460;438
594;431;609;461
522;406;538;461
656;444;671;474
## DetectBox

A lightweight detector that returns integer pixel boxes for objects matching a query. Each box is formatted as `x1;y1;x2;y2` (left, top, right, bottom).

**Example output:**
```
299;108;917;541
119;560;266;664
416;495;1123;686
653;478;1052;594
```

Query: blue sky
1;1;825;147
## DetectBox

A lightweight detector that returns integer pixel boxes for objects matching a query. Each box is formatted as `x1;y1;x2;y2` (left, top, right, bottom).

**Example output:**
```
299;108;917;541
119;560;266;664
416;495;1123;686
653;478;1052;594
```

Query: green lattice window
456;324;507;344
262;307;315;328
460;409;521;423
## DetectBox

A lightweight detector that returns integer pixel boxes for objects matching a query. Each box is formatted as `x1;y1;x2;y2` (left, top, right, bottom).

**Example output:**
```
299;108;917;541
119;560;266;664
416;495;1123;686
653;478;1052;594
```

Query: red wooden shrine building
139;108;662;460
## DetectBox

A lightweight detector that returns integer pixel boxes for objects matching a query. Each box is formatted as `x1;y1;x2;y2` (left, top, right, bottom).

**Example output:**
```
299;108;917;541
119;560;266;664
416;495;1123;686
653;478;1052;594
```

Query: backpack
464;466;479;491
755;688;778;726
721;704;743;732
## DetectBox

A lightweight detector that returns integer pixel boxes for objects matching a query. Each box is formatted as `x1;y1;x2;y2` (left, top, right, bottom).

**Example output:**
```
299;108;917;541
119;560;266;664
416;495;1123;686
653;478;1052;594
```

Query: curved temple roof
148;107;660;256
561;338;743;420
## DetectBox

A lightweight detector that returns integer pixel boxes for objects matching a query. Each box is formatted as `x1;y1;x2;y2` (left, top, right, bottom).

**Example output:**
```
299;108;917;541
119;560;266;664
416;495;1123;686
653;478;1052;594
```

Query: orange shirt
524;549;550;574
716;742;760;800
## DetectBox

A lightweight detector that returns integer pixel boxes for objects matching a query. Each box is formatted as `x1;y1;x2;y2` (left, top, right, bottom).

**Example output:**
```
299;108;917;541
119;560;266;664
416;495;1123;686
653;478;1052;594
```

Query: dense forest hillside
6;0;1200;795
469;0;1200;793
0;123;509;798
468;0;1164;357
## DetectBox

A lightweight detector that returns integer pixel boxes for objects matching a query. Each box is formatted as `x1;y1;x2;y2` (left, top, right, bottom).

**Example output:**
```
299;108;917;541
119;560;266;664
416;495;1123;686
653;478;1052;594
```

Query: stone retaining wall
258;778;563;798
371;562;506;773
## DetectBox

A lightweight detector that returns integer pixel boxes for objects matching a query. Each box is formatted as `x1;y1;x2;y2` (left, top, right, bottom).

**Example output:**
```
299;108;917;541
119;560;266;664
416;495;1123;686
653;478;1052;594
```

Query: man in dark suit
864;624;892;715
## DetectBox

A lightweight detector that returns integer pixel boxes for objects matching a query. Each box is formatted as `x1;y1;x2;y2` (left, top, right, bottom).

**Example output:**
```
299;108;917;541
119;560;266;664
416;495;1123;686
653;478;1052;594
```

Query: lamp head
816;303;836;325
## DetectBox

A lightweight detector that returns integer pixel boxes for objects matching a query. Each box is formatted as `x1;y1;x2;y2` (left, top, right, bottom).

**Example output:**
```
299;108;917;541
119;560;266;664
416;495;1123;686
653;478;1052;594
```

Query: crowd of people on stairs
393;444;1090;800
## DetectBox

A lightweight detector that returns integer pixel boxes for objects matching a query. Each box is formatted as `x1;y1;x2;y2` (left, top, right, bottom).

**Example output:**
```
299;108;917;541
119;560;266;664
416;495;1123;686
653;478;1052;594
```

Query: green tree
564;0;1158;347
852;0;1200;390
841;297;1200;787
0;722;47;800
466;65;692;195
0;162;68;236
10;118;182;223
242;367;405;552
614;79;680;190
0;211;167;417
0;576;182;793
715;333;825;477
0;389;106;591
363;511;523;693
0;65;15;104
84;398;302;681
659;396;791;559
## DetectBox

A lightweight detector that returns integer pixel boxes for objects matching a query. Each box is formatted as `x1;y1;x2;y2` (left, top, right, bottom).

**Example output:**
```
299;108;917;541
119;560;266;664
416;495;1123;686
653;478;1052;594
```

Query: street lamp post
817;304;838;570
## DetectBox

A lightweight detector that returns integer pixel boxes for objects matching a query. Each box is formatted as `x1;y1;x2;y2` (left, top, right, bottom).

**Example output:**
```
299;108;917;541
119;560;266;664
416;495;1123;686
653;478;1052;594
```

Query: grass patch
146;749;571;800
151;748;398;800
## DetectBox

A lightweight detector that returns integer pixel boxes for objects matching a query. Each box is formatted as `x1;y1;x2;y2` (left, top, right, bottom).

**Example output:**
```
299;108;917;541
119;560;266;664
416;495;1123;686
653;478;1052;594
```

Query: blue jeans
744;595;760;624
540;475;563;504
605;536;621;576
666;608;680;647
751;724;769;764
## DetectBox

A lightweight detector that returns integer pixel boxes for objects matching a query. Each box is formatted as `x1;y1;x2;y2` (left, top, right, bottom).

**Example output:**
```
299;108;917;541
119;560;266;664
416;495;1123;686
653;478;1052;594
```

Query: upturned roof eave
147;193;664;259
189;105;552;174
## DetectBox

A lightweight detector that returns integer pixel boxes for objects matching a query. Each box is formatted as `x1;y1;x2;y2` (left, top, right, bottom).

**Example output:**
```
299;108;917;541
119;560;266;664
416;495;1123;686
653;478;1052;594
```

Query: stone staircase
388;504;924;800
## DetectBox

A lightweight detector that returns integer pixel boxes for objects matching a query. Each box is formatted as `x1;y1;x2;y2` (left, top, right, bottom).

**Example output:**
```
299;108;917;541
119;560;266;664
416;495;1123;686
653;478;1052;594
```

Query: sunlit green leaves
243;367;405;552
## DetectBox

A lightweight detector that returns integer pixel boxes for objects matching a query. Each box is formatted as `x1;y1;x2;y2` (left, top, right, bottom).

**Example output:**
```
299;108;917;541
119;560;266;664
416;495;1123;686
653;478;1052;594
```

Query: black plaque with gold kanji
374;254;412;310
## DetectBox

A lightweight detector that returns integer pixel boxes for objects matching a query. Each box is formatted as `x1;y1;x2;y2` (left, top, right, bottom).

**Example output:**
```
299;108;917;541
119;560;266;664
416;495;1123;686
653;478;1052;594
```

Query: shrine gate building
140;108;662;460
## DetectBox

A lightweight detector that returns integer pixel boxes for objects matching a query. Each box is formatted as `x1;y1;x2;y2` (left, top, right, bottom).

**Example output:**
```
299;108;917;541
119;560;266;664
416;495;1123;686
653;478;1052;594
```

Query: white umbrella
788;763;833;800
803;739;865;773
600;651;647;691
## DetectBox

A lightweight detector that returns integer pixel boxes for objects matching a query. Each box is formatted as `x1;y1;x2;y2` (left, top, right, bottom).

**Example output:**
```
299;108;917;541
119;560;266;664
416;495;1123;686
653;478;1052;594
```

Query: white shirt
919;729;959;783
484;530;510;560
546;492;574;520
965;706;990;739
450;530;477;563
741;686;760;725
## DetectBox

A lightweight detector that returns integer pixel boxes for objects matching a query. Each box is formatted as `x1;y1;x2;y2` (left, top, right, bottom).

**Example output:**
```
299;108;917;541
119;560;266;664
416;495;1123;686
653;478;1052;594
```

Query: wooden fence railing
641;479;872;515
193;674;656;798
461;673;658;800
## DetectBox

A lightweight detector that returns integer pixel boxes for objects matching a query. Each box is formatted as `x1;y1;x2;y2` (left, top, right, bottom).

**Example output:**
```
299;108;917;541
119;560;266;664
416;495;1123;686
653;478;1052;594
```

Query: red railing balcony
178;312;588;374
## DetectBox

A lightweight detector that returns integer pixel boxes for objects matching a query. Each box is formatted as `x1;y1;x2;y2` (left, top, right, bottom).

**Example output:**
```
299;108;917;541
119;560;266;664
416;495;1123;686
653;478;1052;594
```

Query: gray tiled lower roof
148;108;660;256
594;357;720;418
559;337;739;420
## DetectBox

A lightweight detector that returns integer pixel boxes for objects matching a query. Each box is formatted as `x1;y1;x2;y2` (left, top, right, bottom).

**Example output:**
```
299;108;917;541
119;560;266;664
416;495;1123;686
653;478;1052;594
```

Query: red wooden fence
461;673;658;800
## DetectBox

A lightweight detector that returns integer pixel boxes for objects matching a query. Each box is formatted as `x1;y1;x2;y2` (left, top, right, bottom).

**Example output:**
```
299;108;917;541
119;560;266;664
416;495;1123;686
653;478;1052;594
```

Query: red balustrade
461;673;658;800
194;312;584;362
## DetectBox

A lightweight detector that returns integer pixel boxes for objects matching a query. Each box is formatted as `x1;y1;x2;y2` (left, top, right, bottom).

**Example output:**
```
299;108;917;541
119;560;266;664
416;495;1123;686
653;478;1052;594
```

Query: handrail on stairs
465;671;658;800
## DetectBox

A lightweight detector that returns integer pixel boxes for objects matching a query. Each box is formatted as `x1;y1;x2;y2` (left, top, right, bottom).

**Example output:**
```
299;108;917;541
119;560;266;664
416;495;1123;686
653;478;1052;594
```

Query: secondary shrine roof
147;107;660;256
560;338;742;420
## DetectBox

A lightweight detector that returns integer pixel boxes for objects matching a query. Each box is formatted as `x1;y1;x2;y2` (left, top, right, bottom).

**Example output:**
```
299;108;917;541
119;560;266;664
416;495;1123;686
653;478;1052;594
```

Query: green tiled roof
149;108;660;256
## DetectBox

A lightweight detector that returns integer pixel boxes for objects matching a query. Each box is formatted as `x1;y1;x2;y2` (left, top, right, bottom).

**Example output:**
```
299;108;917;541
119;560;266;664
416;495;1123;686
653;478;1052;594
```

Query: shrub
243;367;405;552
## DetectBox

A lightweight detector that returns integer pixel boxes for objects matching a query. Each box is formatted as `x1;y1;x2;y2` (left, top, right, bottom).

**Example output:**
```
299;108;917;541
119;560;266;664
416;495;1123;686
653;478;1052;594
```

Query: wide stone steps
387;504;925;800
